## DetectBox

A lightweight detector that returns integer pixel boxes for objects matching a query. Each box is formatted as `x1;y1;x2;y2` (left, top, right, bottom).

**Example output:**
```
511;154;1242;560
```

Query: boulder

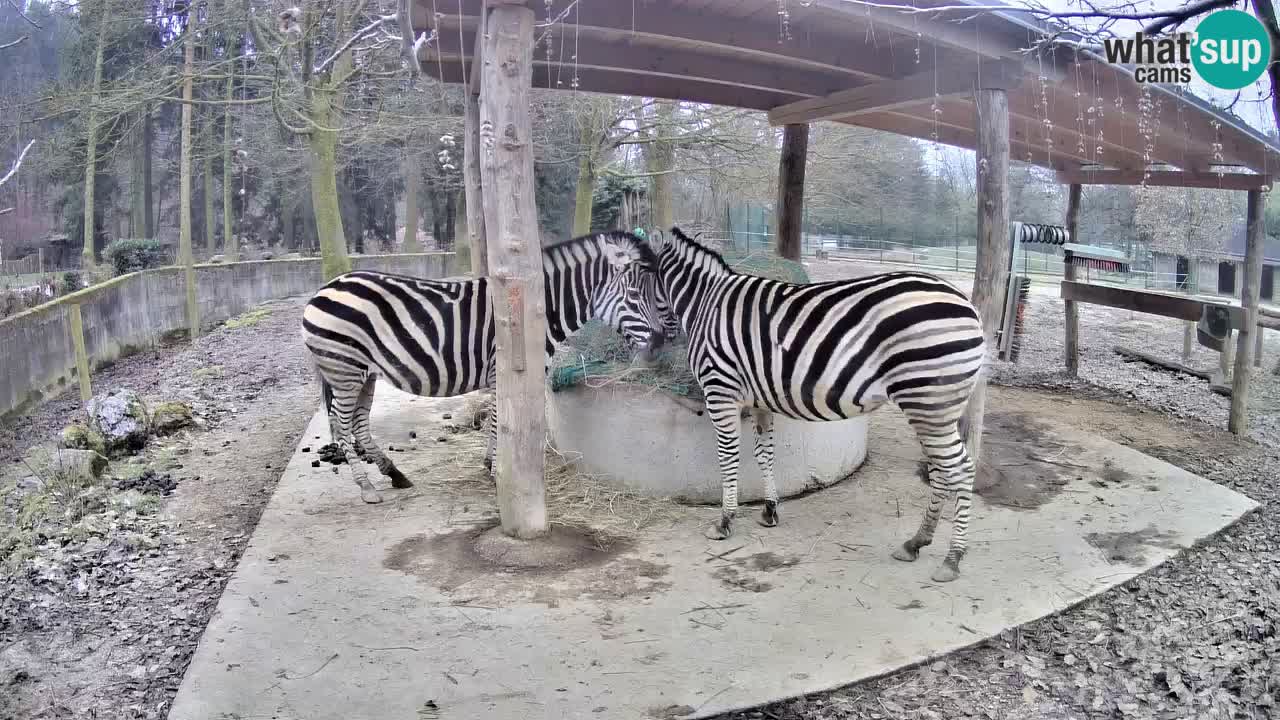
60;423;108;456
87;390;151;456
151;401;194;435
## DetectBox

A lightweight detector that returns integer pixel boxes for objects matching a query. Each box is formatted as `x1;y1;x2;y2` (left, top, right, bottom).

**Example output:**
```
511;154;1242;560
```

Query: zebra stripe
302;231;664;504
655;227;985;583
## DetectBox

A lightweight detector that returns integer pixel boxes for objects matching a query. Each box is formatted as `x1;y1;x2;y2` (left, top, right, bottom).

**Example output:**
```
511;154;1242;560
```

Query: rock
151;401;194;435
87;390;151;456
260;251;275;260
208;254;225;264
60;423;107;456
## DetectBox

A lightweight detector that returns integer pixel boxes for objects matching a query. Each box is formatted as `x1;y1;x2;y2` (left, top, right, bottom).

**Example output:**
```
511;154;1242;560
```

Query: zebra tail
317;367;334;416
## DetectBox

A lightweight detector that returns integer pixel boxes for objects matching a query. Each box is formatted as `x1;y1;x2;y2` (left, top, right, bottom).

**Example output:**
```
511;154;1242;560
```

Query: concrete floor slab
168;387;1258;720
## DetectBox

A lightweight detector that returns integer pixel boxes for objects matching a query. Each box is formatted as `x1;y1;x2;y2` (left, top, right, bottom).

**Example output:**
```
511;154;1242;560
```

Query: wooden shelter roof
412;0;1280;186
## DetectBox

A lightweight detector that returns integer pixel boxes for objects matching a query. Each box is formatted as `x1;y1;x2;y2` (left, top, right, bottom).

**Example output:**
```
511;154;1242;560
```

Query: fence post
68;304;93;403
38;247;44;276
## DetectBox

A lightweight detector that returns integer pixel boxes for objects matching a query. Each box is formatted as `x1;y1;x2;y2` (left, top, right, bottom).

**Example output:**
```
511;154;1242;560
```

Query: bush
60;271;83;295
103;238;167;276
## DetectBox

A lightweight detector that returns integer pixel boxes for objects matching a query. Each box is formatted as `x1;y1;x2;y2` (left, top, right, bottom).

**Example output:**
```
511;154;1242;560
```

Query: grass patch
224;307;272;329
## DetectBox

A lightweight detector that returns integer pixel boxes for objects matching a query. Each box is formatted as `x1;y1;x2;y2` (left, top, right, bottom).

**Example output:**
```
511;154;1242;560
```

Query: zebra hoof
758;501;779;528
360;488;384;504
930;559;961;583
704;513;734;540
389;468;414;489
891;543;920;563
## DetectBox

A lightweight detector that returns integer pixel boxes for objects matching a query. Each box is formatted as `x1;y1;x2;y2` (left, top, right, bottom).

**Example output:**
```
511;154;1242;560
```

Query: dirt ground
0;296;316;720
1;258;1277;720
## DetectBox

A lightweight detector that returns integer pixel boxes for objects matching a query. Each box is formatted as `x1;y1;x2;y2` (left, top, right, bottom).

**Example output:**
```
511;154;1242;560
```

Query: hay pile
550;251;810;398
428;394;690;543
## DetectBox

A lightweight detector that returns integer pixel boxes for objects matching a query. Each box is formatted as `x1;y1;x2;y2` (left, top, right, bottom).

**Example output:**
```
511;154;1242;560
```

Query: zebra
301;231;667;504
649;227;986;582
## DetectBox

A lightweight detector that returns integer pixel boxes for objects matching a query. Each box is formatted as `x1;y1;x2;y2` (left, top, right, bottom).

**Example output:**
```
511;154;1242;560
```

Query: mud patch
744;551;800;572
1085;525;1182;566
648;705;696;719
969;411;1080;512
712;565;774;593
384;524;671;605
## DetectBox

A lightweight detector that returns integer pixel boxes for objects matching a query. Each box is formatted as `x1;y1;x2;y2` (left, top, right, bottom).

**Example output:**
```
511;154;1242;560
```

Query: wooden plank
774;124;807;261
1230;189;1265;435
462;20;487;279
1063;184;1081;376
478;4;548;539
963;88;1010;462
1055;169;1272;191
1114;346;1211;381
68;304;92;403
767;60;1019;126
1060;281;1245;327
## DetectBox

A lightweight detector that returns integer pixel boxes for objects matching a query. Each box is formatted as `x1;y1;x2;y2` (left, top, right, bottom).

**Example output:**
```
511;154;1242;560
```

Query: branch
0;207;13;216
4;0;40;29
0;138;34;188
314;13;397;75
397;0;423;76
0;34;27;51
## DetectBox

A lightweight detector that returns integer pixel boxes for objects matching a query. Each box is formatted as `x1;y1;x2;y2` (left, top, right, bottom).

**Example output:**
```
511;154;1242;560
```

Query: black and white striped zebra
301;231;666;504
650;227;986;582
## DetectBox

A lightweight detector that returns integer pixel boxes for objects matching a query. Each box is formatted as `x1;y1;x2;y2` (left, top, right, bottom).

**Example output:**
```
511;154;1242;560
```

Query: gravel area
0;295;316;720
706;259;1280;720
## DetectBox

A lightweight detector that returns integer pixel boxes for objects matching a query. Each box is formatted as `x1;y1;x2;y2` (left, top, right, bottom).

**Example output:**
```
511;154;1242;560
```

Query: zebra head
587;232;669;363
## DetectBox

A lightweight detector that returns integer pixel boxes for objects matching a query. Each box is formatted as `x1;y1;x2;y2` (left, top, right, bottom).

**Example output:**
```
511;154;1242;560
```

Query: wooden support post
775;123;808;261
1063;183;1081;375
463;19;488;278
479;3;548;539
68;304;92;403
1229;189;1265;435
963;88;1011;461
1255;328;1263;368
1218;330;1234;383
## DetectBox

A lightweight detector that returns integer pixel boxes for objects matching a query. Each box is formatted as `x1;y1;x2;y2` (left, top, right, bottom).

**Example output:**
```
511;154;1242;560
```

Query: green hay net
549;251;810;398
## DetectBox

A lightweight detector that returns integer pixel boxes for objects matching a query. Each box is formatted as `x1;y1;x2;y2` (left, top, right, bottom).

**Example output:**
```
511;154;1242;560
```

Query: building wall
0;253;457;418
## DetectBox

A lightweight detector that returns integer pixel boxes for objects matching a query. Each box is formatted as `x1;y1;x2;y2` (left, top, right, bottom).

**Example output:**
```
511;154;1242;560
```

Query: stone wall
0;254;457;418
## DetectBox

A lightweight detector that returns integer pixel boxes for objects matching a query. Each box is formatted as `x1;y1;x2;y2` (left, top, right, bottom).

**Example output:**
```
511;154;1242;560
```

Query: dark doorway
1262;265;1274;301
1218;261;1237;295
1175;255;1189;289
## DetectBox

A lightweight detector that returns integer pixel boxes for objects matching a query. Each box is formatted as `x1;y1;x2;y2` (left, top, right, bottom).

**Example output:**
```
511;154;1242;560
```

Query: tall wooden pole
963;88;1011;461
775;123;808;261
1063;183;1082;375
179;19;200;339
463;17;488;277
1229;189;1265;435
479;3;547;539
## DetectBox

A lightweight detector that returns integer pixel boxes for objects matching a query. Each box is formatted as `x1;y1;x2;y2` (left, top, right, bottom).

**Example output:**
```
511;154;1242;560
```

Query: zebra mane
668;226;734;275
543;230;660;272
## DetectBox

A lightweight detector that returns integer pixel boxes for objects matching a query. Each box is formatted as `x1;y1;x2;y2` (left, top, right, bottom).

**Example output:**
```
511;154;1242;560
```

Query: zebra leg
891;423;974;582
352;376;412;489
752;409;780;528
704;397;743;540
327;379;383;504
482;393;497;482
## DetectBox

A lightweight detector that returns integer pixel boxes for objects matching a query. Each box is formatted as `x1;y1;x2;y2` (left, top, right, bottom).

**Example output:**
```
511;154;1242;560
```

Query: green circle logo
1192;10;1272;90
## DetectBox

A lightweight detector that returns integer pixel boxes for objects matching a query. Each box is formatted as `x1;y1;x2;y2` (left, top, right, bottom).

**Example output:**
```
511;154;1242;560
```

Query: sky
1024;0;1277;134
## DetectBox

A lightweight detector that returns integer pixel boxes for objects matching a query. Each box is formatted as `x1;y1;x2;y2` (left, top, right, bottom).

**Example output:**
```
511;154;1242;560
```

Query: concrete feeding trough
546;381;869;504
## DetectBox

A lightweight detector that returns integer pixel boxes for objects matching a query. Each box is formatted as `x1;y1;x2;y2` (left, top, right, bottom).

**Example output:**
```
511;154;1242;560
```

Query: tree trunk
204;153;216;256
143;106;154;238
774;123;808;261
963;87;1011;460
429;186;444;247
308;87;351;279
179;21;200;337
463;89;488;276
130;118;145;238
444;190;457;248
402;151;421;252
223;74;237;260
82;1;109;268
572;122;596;236
1229;190;1265;434
479;4;548;539
646;101;677;230
1063;183;1082;375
